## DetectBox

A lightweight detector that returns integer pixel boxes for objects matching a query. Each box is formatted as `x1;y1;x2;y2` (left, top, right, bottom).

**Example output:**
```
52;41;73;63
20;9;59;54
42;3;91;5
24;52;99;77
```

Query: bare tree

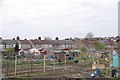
44;37;52;40
85;32;94;39
74;37;80;40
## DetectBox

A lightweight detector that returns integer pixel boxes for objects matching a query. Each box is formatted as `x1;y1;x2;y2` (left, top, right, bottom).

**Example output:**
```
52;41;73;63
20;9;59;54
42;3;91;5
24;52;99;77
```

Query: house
112;50;120;68
118;40;120;54
81;39;95;53
30;39;42;49
1;38;75;57
58;40;74;49
0;37;3;51
19;39;32;54
41;40;61;50
73;40;85;49
2;39;18;49
104;39;118;49
40;40;74;51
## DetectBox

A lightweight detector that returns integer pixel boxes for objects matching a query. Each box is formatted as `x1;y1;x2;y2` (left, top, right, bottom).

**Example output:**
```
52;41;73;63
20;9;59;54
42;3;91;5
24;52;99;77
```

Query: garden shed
112;50;120;68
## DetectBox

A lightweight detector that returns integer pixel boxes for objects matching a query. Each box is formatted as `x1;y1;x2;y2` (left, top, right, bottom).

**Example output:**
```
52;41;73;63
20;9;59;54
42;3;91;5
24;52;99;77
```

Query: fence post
43;55;46;72
15;55;17;75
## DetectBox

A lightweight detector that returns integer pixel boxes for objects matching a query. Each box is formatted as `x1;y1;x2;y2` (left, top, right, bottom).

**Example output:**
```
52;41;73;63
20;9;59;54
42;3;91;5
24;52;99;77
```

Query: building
19;39;32;54
2;39;18;49
73;40;85;49
112;50;120;68
0;37;3;51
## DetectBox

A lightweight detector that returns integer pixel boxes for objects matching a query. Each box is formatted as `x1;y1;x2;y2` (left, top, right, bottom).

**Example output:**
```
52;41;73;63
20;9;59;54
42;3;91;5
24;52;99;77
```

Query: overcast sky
0;0;119;39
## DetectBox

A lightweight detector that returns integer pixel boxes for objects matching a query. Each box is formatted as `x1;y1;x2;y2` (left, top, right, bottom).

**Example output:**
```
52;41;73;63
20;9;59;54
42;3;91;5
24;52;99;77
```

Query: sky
0;0;119;39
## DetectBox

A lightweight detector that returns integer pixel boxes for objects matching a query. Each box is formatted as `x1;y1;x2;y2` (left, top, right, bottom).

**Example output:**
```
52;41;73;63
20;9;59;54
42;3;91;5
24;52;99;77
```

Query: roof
41;40;61;45
20;40;31;44
30;39;42;45
58;40;74;45
2;39;17;44
73;40;84;48
0;39;2;44
112;50;118;56
99;40;106;44
81;39;93;45
2;39;75;45
104;40;116;45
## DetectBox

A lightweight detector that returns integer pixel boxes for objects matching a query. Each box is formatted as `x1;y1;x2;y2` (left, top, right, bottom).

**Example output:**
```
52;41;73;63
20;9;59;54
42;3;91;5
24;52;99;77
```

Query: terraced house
1;37;118;55
1;37;74;54
0;37;2;51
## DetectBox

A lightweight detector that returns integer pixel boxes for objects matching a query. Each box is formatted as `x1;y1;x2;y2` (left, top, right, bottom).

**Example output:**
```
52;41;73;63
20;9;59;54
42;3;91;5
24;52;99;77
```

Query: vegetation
93;40;105;51
85;32;94;39
5;48;14;56
80;47;86;52
14;42;20;55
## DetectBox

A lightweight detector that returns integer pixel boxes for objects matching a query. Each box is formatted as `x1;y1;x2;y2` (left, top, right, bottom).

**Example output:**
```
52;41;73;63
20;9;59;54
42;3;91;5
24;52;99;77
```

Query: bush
74;60;79;63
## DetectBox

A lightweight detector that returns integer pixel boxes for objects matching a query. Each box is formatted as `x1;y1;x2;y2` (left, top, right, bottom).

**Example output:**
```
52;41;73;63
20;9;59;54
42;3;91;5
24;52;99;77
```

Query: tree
85;32;94;39
116;36;119;38
38;37;41;40
5;48;14;56
13;38;15;40
16;36;20;40
65;38;70;40
14;42;20;54
116;36;120;42
93;40;105;51
44;37;52;40
80;47;86;52
55;37;59;40
5;48;15;75
14;42;20;75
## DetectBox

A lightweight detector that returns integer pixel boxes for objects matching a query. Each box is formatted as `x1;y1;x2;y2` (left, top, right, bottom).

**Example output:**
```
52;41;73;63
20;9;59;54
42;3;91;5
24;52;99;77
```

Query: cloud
1;0;119;39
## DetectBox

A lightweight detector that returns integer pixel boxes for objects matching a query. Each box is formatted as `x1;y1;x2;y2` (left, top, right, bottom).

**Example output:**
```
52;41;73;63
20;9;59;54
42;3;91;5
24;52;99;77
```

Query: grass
6;72;49;78
3;54;94;67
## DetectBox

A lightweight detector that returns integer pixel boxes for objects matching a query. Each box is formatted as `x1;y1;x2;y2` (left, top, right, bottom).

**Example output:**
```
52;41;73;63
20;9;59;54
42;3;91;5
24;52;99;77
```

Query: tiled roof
99;40;105;44
40;40;74;45
81;40;93;44
104;40;114;45
20;40;31;44
41;40;61;45
2;39;17;44
2;39;75;45
58;40;74;45
30;40;42;45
